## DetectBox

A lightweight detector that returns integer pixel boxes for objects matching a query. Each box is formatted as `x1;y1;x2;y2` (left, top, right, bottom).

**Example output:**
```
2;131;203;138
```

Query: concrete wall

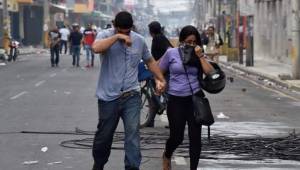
254;0;292;65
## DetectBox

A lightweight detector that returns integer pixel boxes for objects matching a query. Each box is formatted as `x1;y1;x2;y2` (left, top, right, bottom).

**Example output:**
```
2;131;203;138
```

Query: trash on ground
228;77;234;83
64;91;71;95
217;112;230;119
41;147;48;152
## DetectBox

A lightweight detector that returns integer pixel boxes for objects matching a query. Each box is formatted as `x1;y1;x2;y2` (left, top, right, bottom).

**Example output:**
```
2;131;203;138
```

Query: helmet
201;62;226;94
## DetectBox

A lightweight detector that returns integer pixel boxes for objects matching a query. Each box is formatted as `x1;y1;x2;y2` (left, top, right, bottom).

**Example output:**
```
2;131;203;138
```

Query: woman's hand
194;45;204;59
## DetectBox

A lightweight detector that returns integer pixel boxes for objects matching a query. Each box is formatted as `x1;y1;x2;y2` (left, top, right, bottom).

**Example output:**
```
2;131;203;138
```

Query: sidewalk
19;46;48;55
0;46;48;66
219;55;300;92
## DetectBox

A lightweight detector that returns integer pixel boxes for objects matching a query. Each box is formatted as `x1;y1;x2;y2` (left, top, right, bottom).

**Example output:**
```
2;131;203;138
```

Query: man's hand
117;34;132;47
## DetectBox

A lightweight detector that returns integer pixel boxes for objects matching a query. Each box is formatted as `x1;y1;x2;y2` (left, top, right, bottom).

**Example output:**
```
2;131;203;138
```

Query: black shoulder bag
178;48;215;126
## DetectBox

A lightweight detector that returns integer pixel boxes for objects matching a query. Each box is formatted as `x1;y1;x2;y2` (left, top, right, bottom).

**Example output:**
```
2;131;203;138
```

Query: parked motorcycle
8;40;20;62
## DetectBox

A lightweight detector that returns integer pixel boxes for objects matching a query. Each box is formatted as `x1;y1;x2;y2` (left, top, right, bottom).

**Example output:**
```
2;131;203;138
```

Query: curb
219;61;300;92
19;50;48;56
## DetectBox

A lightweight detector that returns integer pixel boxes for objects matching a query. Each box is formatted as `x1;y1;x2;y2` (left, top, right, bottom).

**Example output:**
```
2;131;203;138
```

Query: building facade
1;0;115;47
254;0;292;65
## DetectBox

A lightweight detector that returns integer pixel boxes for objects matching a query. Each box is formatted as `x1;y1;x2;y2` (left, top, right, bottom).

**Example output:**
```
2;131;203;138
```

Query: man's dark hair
179;25;202;46
114;11;133;29
148;21;162;34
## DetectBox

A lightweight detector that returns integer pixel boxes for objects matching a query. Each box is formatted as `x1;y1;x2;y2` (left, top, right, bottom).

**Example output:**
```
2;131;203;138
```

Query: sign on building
8;0;19;12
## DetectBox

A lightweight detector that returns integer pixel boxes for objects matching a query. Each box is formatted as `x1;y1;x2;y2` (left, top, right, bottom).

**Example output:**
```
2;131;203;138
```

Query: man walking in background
83;24;96;68
59;25;70;54
203;26;223;62
69;23;83;67
48;27;61;67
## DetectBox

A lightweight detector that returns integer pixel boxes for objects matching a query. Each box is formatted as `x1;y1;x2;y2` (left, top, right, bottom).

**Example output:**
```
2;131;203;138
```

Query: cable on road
59;128;300;161
4;128;300;161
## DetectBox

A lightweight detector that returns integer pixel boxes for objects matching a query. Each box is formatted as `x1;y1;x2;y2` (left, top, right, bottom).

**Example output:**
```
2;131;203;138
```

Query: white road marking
64;91;71;95
35;80;46;87
209;122;292;138
47;161;62;165
199;158;300;168
50;73;57;77
10;91;28;100
174;156;187;165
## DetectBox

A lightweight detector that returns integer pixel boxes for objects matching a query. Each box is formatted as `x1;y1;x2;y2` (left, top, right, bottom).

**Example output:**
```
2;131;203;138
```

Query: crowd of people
47;19;222;69
48;23;110;68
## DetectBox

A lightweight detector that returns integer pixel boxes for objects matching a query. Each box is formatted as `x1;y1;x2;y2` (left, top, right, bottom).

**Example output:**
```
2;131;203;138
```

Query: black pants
60;40;68;54
164;94;202;170
50;45;60;66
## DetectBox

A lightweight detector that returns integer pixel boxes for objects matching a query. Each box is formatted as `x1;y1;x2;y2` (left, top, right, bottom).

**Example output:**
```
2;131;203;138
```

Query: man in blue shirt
92;11;166;170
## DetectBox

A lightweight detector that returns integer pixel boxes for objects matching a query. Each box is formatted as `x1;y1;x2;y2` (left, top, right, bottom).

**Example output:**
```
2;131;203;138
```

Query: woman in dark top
148;21;173;60
146;21;173;127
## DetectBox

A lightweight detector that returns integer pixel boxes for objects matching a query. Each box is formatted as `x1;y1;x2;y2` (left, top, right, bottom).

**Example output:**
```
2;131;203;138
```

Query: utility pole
43;0;50;48
237;0;243;64
217;0;221;33
246;16;254;66
291;0;300;79
2;0;10;52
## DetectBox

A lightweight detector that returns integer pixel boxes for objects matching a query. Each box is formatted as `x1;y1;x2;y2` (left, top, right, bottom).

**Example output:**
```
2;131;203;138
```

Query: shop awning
88;11;112;19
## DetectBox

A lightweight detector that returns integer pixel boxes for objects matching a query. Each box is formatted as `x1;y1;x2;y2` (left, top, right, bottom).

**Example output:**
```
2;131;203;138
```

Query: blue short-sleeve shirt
95;28;152;101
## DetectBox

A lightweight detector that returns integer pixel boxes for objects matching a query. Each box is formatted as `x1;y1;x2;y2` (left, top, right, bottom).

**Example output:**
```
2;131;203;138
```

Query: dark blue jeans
84;45;95;66
72;45;80;66
60;40;68;54
93;91;142;170
50;45;60;66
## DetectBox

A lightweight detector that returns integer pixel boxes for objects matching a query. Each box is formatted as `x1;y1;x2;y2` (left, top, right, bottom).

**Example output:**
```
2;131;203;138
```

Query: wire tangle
58;128;300;161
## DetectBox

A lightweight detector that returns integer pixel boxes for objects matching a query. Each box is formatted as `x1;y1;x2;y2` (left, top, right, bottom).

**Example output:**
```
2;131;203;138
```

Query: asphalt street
0;51;300;170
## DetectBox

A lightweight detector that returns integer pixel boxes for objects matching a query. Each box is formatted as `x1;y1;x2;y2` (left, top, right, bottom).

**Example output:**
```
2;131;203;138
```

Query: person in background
145;21;173;127
83;24;96;68
59;25;70;54
159;25;215;170
69;23;83;67
48;26;61;67
91;11;166;170
148;21;173;61
104;23;112;29
203;26;223;62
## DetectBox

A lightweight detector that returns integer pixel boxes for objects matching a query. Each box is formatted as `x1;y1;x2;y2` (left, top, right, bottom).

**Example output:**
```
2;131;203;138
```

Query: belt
120;90;138;98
